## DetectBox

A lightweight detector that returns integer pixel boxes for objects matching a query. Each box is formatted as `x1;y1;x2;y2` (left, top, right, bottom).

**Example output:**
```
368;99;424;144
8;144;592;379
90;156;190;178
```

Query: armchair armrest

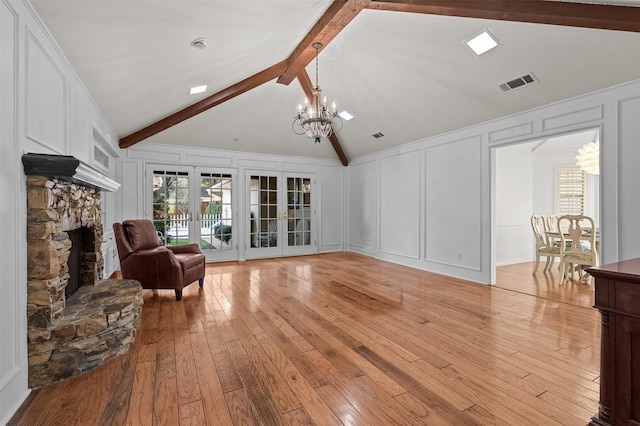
168;243;203;255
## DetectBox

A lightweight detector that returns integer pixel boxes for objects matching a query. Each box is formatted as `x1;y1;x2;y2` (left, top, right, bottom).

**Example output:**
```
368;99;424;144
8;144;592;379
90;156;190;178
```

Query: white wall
1;1;120;422
348;79;640;284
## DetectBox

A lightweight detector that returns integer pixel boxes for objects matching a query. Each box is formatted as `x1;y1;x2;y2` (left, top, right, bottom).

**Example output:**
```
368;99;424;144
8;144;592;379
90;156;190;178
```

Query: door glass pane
250;175;278;247
287;177;312;247
152;170;190;247
200;173;233;251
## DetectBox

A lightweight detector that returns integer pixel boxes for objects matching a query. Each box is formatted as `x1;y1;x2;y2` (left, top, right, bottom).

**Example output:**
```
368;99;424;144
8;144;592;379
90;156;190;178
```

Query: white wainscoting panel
348;160;378;251
618;95;640;261
542;105;603;132
25;33;65;152
121;161;143;219
379;151;420;259
185;153;233;167
127;146;182;163
320;164;343;249
238;158;279;169
488;122;534;143
68;84;91;163
425;136;482;270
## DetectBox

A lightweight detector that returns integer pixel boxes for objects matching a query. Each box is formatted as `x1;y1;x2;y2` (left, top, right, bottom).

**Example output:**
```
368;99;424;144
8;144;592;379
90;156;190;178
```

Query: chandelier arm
292;118;307;136
332;116;344;134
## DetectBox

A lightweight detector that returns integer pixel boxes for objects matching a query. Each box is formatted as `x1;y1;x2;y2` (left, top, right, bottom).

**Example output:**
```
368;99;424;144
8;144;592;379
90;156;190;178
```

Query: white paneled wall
1;1;121;422
1;1;28;423
347;79;640;284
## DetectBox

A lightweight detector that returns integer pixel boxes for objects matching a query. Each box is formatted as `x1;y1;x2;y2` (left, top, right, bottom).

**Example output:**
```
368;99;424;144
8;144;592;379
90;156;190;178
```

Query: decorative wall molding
542;105;603;131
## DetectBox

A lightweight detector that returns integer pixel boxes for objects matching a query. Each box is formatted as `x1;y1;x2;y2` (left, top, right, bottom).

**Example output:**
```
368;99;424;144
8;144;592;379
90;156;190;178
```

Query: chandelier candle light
293;43;342;143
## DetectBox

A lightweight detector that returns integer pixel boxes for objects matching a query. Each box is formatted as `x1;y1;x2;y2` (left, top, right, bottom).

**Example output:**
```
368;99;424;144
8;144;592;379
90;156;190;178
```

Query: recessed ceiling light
189;85;207;95
338;110;354;121
465;30;499;56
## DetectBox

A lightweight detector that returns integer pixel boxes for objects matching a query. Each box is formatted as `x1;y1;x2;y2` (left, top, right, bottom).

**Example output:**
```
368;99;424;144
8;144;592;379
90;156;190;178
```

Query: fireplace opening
66;229;82;298
65;227;98;299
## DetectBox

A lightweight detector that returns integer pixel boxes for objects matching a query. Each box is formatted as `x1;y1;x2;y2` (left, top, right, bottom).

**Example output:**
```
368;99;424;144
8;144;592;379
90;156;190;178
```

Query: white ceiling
30;1;640;162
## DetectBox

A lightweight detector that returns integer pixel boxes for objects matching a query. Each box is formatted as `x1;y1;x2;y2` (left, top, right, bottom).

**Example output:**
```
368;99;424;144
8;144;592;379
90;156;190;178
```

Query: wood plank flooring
9;253;600;425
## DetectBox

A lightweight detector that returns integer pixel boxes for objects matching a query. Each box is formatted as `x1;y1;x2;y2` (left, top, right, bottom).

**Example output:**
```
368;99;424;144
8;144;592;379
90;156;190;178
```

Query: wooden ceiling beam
367;0;640;33
277;0;370;86
119;60;288;148
297;70;349;166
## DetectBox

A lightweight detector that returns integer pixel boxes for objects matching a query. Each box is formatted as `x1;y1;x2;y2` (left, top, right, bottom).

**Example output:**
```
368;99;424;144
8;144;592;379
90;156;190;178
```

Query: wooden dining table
546;230;599;247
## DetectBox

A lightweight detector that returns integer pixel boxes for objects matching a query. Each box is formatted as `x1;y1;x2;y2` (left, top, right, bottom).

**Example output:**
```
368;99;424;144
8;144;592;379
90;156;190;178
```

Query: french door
245;171;316;259
147;165;237;262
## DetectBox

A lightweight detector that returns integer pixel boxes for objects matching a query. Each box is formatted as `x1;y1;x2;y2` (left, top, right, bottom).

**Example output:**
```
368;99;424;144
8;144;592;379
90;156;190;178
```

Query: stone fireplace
24;156;142;388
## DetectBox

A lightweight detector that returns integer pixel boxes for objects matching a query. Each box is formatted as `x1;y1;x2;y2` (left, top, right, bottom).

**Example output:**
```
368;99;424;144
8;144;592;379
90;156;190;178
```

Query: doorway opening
492;127;600;300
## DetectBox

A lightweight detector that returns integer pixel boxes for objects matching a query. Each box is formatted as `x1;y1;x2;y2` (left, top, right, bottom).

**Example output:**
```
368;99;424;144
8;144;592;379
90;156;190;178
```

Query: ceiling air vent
372;132;385;139
499;73;538;92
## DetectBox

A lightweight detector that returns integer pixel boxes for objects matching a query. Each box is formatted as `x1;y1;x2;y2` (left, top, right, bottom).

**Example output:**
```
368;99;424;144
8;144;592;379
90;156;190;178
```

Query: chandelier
292;42;342;143
575;141;599;175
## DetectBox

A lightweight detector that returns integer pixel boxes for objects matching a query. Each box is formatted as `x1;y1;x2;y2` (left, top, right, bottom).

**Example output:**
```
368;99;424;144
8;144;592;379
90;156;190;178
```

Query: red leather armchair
113;219;205;301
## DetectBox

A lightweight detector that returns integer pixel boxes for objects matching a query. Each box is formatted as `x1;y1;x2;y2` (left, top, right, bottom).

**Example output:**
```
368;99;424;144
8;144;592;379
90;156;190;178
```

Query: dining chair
558;215;598;287
531;214;562;274
546;214;561;247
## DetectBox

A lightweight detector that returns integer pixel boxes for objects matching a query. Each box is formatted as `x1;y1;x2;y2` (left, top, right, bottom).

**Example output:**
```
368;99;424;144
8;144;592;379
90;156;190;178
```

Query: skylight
189;85;207;95
338;110;354;121
465;30;499;56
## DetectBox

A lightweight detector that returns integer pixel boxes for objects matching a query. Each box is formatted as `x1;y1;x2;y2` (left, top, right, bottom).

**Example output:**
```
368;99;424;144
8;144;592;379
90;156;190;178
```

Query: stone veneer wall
26;176;142;388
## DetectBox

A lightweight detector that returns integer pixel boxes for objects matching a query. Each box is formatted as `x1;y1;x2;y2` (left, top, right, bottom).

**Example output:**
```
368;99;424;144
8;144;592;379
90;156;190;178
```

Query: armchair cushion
123;219;161;251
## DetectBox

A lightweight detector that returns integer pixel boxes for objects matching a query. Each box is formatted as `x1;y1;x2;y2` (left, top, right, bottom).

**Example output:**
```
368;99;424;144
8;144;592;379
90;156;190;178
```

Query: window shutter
557;167;586;215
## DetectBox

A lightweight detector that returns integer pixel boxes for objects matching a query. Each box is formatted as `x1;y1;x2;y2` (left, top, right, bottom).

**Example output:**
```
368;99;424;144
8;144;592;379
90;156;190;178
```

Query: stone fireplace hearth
26;175;142;388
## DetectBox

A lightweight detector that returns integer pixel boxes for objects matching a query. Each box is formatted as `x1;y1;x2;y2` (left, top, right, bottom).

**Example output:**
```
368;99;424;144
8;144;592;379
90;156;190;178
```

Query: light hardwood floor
10;253;599;425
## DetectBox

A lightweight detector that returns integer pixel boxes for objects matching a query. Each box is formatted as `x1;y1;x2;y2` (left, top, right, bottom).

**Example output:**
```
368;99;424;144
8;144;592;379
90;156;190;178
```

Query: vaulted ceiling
31;1;640;165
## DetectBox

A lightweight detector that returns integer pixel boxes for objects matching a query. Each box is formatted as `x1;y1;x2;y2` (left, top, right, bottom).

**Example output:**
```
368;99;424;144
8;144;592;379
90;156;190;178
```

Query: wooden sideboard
588;258;640;426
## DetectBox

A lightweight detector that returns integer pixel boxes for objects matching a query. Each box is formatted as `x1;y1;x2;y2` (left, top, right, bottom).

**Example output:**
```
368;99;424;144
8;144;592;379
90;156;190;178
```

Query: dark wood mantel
588;258;640;426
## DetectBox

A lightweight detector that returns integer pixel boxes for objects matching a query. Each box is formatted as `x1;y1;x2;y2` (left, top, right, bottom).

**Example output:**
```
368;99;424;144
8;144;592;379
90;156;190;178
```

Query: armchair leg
175;289;183;301
199;277;204;288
